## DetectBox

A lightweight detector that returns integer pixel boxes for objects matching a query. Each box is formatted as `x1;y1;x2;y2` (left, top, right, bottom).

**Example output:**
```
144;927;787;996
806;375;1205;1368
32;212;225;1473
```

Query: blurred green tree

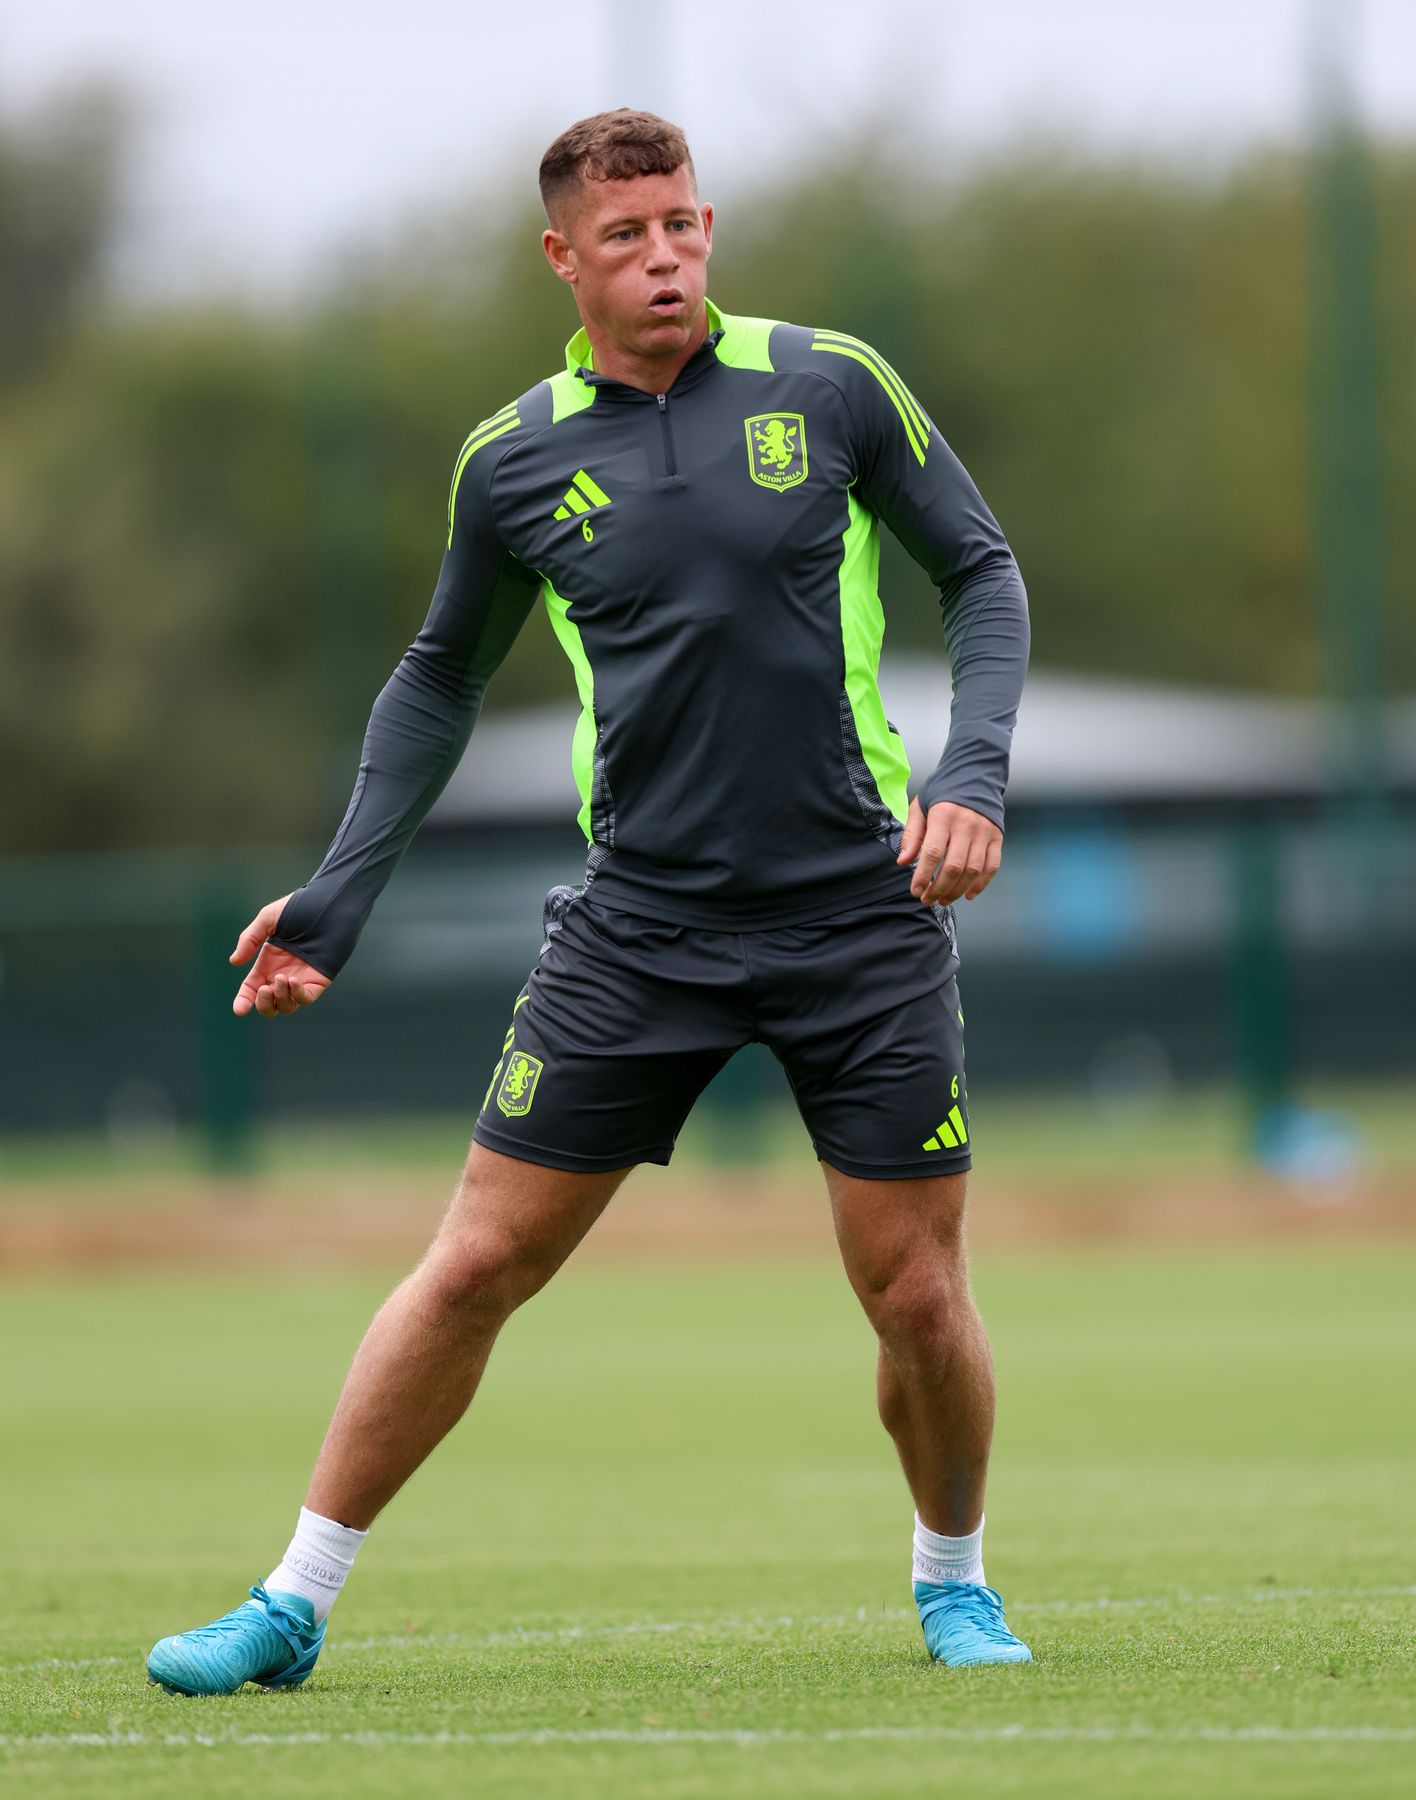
0;86;128;389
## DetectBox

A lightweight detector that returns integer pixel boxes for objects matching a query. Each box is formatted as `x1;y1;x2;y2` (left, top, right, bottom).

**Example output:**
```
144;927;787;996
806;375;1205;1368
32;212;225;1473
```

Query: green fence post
1229;825;1292;1150
1308;9;1390;886
698;1045;772;1166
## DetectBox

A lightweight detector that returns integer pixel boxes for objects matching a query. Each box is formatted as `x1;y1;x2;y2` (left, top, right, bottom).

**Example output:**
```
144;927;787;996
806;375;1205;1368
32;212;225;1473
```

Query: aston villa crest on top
744;413;808;491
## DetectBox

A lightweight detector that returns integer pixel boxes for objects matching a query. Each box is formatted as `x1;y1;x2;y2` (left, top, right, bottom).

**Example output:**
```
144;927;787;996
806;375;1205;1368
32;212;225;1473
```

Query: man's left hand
896;799;1003;906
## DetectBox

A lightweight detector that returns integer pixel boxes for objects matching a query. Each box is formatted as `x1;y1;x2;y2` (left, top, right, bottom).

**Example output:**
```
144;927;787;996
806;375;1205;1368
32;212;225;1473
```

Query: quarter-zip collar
566;297;728;402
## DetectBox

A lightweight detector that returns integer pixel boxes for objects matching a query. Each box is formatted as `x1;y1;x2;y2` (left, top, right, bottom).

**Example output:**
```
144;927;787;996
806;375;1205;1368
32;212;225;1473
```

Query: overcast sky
4;0;1414;298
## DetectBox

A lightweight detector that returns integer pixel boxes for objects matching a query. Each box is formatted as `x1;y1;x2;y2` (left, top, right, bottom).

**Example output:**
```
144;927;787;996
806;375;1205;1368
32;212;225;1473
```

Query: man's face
543;165;713;364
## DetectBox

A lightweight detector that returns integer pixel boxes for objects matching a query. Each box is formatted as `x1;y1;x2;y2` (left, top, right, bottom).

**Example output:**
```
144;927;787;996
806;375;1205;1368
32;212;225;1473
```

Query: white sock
266;1506;369;1623
912;1512;985;1587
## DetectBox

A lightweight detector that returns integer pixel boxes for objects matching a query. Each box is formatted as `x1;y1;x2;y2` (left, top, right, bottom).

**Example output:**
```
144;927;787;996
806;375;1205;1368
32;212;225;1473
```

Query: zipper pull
657;394;667;411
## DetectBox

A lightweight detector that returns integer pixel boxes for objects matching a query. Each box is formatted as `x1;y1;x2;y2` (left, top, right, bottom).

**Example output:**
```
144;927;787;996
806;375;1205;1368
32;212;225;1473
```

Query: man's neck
579;305;711;394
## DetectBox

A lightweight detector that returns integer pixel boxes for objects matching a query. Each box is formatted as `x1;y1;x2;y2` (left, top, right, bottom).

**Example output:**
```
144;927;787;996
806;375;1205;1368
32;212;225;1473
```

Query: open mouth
649;290;684;314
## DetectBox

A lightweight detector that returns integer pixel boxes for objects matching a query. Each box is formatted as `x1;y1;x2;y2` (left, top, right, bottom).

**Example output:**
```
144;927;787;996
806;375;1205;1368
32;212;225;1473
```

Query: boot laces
176;1583;308;1650
920;1581;1016;1643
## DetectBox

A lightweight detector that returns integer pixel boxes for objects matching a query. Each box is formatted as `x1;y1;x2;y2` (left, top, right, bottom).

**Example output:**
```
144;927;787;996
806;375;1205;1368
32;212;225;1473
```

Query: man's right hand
230;895;332;1019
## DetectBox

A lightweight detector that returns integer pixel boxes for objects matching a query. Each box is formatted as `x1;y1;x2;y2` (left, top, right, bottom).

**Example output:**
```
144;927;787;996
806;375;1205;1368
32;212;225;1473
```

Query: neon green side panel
547;369;596;422
542;577;597;843
713;310;777;372
839;490;911;825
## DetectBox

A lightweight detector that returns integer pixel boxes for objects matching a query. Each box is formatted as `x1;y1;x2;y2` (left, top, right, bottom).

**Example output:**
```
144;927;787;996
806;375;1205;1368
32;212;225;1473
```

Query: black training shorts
471;877;972;1181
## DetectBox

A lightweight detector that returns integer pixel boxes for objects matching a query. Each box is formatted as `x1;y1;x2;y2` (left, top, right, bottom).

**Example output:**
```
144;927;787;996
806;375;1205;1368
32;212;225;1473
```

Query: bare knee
827;1167;974;1348
857;1252;972;1351
413;1145;625;1327
417;1225;546;1325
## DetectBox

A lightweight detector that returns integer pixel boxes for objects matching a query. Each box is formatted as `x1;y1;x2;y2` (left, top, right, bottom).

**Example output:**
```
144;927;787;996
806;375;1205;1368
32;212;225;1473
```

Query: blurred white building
432;667;1416;823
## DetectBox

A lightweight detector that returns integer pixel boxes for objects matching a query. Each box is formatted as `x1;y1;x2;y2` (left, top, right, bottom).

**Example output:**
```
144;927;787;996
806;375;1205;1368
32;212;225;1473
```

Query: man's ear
700;201;713;256
542;226;577;286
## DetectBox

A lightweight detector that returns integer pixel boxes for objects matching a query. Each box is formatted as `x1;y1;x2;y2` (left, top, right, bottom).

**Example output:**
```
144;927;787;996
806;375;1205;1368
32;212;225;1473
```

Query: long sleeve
270;434;540;979
838;337;1030;830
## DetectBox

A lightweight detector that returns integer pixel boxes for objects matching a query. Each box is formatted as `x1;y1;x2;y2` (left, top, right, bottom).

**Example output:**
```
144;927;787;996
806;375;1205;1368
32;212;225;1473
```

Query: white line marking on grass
6;1583;1411;1678
2;1724;1415;1753
328;1583;1416;1657
331;1614;863;1655
1020;1583;1416;1618
0;1655;124;1676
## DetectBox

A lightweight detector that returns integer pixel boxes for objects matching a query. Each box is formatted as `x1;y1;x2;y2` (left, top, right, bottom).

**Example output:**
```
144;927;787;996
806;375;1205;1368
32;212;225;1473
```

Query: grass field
2;1233;1413;1797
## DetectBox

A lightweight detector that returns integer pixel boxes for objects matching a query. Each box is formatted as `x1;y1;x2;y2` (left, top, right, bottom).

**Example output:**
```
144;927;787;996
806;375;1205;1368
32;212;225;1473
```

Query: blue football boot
914;1580;1033;1667
146;1583;324;1695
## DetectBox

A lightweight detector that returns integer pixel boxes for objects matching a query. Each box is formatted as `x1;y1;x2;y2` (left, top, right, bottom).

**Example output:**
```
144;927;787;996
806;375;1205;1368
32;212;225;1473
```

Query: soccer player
147;108;1032;1694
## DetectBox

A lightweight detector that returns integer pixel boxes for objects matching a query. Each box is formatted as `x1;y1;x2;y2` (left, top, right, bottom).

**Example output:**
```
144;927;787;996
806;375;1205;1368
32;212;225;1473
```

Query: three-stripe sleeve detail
810;331;932;466
447;404;521;544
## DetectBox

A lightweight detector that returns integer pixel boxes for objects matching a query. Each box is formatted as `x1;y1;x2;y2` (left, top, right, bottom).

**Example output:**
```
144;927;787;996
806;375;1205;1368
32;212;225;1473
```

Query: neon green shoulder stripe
814;331;930;442
450;402;518;470
446;413;520;545
811;332;931;466
460;400;517;442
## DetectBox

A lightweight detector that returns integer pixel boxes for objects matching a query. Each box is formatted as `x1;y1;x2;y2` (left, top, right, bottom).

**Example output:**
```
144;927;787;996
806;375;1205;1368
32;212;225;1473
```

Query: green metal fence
2;812;1413;1171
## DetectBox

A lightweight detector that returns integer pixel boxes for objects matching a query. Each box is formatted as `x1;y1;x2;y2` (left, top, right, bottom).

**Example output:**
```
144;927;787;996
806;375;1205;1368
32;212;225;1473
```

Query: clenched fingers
249;971;316;1019
910;802;1004;906
962;834;1003;901
233;938;329;1019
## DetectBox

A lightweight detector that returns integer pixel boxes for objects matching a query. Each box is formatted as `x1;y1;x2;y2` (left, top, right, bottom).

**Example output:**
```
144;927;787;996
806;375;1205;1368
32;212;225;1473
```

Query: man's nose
645;227;681;270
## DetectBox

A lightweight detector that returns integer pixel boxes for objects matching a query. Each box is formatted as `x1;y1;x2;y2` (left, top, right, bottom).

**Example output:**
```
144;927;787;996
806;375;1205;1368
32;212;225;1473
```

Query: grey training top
271;299;1030;978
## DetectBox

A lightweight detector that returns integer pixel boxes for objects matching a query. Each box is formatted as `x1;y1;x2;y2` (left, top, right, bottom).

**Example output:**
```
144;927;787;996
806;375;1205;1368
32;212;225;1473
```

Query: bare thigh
822;1162;970;1310
421;1141;636;1303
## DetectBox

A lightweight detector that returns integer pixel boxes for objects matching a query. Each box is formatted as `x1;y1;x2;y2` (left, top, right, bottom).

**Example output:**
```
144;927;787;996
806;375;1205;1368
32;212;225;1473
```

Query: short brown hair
539;109;695;227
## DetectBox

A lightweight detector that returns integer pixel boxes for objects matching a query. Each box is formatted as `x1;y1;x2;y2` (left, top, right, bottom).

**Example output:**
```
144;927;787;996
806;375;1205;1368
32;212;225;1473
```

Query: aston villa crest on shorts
744;412;808;491
496;1049;543;1118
